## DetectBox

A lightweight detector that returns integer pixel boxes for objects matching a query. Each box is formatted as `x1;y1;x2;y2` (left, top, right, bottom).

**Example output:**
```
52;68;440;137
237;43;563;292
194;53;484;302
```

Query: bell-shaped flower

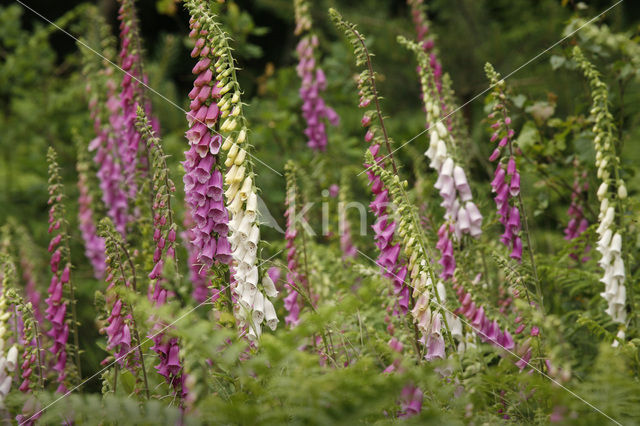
252;291;265;325
264;298;278;331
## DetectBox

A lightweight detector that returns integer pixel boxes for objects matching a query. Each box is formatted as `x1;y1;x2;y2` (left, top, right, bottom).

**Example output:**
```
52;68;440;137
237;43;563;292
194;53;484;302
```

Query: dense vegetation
1;0;640;424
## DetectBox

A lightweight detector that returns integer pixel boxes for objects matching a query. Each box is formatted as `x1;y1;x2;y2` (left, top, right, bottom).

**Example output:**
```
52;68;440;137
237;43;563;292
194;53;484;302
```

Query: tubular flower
283;164;304;326
485;64;522;262
76;144;107;279
294;0;339;151
185;1;278;341
400;37;482;280
564;159;590;261
182;13;232;270
45;148;78;393
574;47;627;326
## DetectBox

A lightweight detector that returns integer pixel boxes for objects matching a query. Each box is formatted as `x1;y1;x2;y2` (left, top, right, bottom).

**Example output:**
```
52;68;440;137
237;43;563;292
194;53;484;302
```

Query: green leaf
516;120;539;151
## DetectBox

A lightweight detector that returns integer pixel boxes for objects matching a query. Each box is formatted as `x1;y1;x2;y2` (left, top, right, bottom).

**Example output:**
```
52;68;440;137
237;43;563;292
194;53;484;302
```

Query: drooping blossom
183;15;232;270
294;0;339;151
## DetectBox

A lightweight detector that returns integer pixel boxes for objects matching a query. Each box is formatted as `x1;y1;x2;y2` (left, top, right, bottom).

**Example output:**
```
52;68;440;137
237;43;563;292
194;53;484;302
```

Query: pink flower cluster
427;146;483;281
408;0;442;93
183;16;232;269
565;175;589;240
19;340;36;393
565;162;590;261
148;206;176;281
77;162;106;279
117;0;144;202
436;223;455;280
453;283;515;351
488;112;522;261
45;198;70;394
359;98;410;314
104;298;133;365
296;35;339;151
149;283;186;398
366;146;410;314
399;385;424;418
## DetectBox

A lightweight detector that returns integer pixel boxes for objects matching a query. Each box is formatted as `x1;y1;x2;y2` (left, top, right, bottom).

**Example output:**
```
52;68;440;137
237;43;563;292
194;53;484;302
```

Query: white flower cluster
424;101;482;240
0;291;17;406
222;131;279;341
574;46;628;332
595;181;626;324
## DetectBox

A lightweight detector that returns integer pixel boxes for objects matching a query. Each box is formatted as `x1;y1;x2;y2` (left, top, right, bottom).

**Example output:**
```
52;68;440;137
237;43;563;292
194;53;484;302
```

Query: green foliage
3;0;640;424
